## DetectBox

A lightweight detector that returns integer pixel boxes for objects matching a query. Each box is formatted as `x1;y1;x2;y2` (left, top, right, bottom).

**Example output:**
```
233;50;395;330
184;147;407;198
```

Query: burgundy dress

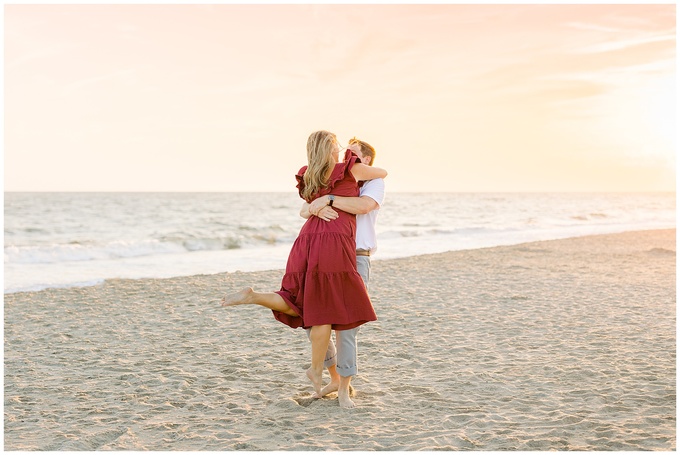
273;152;377;331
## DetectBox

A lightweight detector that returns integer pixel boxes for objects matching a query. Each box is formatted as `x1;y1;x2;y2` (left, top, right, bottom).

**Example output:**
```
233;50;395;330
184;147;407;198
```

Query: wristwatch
328;195;335;207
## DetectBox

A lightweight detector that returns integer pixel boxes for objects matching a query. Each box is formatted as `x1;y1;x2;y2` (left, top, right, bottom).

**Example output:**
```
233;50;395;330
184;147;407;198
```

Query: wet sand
4;229;676;450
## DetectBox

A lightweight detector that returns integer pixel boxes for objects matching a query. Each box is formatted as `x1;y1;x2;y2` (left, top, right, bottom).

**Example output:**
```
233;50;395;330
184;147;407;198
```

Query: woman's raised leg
221;287;298;317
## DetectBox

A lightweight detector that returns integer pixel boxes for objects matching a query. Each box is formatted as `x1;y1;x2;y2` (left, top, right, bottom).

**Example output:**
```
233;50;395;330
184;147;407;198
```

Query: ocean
3;192;675;294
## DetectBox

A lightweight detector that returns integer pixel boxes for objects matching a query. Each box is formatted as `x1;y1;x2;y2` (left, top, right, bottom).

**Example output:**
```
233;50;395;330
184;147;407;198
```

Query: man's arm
330;195;378;215
308;194;378;216
300;202;312;219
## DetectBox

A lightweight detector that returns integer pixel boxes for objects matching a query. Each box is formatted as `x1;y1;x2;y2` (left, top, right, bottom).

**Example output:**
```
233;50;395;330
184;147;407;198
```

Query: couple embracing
221;130;387;408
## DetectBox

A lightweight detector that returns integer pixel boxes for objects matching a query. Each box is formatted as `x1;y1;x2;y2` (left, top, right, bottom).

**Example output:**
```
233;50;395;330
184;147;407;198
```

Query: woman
221;130;387;406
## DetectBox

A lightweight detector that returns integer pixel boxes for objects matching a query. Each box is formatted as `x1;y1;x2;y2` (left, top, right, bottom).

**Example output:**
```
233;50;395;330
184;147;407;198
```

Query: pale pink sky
4;4;676;192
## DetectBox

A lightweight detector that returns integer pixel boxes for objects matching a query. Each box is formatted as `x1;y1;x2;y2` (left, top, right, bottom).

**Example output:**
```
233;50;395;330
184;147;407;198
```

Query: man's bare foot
313;379;339;399
221;287;254;307
306;367;323;396
338;387;355;408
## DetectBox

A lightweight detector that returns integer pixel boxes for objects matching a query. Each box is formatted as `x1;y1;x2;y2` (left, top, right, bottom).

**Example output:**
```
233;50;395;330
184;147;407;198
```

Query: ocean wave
4;192;675;293
571;213;610;221
379;230;422;239
379;226;495;239
4;240;187;264
4;236;263;264
160;235;243;252
4;224;302;264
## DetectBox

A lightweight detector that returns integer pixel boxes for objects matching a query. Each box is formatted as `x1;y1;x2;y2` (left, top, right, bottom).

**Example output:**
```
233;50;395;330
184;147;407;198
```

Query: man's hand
309;195;330;216
316;206;339;222
301;200;339;221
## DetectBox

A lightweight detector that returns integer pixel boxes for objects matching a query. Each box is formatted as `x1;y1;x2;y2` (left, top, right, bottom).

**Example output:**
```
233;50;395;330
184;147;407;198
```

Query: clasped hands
309;195;339;222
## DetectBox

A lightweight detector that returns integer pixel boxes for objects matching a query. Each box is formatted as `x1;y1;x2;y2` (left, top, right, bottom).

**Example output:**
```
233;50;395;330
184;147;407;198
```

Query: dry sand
4;229;676;450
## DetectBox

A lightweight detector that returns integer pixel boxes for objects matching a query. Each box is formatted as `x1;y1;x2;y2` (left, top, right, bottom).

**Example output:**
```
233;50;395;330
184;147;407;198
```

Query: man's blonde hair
301;130;337;202
348;137;376;166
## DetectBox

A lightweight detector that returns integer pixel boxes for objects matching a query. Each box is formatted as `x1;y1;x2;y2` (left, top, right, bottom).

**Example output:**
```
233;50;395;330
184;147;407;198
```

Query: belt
356;249;371;257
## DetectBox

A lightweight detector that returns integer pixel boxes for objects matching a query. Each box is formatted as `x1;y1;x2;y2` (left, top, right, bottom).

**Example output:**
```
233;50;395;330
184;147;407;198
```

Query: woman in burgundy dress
221;130;387;401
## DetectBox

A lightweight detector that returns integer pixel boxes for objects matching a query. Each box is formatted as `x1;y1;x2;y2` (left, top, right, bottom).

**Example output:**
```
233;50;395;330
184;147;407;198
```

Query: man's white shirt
356;178;385;254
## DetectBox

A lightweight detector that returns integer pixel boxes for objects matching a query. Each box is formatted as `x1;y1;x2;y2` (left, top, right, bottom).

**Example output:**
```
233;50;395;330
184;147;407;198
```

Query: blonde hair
348;137;376;166
301;130;337;202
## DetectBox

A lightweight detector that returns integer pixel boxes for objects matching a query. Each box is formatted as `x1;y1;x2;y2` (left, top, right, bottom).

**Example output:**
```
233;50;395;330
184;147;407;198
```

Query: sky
3;3;677;192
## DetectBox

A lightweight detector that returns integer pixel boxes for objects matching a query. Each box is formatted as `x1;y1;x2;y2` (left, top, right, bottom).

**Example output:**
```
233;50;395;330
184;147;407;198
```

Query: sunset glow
4;4;676;192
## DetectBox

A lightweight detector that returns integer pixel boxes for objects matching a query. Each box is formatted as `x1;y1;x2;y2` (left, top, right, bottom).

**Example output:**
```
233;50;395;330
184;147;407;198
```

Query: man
300;137;385;408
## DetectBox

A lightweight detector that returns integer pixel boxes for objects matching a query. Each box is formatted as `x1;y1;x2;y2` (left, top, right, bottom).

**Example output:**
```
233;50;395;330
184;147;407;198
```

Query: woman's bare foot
338;387;355;408
306;367;324;396
313;379;339;399
221;287;254;307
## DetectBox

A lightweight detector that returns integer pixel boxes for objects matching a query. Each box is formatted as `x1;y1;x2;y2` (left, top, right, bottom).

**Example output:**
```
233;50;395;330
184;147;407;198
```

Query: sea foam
4;192;675;293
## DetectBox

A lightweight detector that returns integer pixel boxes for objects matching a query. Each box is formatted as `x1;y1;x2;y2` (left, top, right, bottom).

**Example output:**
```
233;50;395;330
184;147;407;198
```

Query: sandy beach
4;229;675;450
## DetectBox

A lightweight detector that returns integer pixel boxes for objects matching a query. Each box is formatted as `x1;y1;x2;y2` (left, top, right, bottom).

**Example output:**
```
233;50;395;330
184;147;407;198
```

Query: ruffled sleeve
295;151;361;201
328;151;361;190
295;166;308;200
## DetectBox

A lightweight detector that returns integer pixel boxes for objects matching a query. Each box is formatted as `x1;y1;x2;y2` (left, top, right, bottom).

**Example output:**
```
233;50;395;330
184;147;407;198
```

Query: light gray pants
306;255;371;378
